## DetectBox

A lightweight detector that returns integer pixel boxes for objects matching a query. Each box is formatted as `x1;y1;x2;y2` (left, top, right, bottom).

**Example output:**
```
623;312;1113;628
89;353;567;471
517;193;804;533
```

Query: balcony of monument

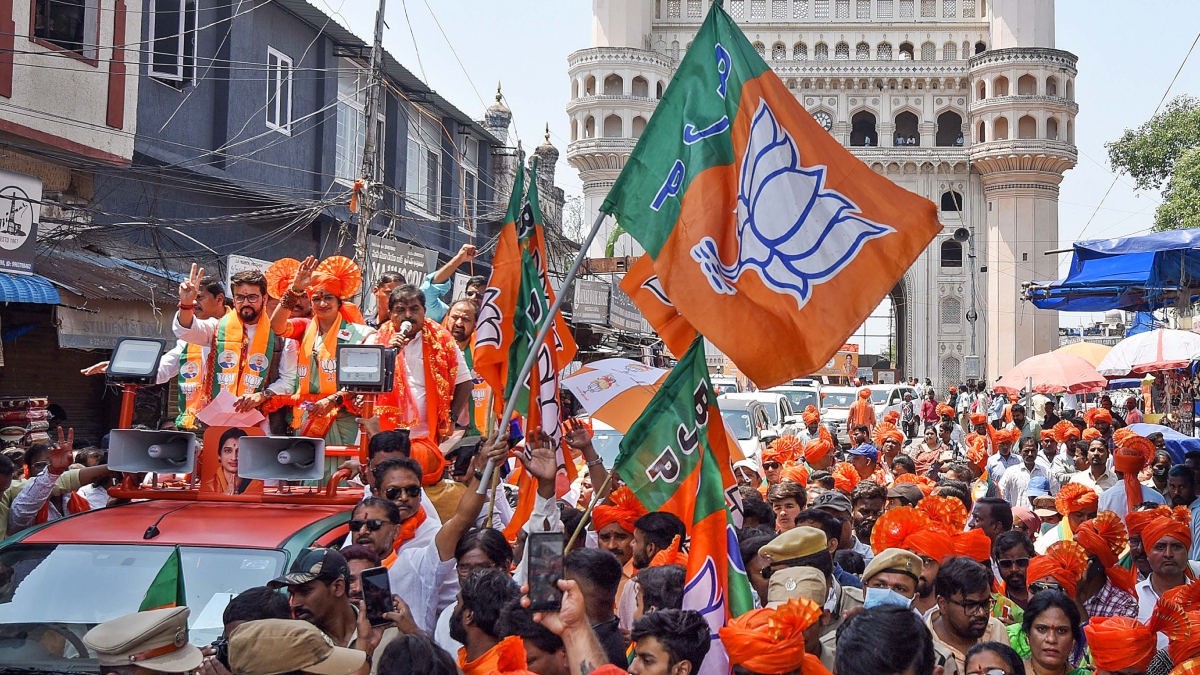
566;137;639;173
568;47;676;72
566;94;660;116
968;95;1079;115
968;47;1078;72
968;139;1078;175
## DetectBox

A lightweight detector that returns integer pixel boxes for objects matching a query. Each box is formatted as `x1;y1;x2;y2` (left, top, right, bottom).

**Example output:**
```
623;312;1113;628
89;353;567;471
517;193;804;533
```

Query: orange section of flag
621;254;698;359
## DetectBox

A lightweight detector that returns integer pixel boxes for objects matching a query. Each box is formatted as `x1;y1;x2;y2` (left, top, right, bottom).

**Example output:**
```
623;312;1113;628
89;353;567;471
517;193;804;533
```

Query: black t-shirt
593;617;629;667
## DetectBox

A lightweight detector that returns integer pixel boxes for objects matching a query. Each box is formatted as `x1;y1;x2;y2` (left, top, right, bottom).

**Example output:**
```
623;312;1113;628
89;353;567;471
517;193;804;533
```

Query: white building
566;0;1078;388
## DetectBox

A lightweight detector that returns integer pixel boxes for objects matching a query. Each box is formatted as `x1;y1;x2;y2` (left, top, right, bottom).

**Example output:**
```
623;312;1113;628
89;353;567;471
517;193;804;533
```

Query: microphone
399;320;413;336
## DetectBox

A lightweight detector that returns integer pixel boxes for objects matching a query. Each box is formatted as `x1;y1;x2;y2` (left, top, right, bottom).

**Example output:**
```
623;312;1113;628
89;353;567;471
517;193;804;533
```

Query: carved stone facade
567;0;1077;387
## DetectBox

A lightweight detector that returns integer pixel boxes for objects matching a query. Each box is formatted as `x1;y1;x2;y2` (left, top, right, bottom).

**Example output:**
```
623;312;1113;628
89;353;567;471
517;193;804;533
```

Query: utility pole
355;0;388;273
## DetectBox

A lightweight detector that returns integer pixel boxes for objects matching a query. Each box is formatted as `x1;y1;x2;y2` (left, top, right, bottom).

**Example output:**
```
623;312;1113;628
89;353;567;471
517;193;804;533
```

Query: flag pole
566;468;616;551
477;210;610;494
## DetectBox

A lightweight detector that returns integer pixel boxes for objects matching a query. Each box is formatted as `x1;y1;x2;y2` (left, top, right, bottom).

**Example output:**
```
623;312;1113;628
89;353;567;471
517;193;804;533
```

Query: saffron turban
1026;540;1089;598
1074;511;1138;595
992;427;1021;446
649;535;689;568
1052;420;1081;444
801;405;820;426
781;464;809;487
893;473;937;498
1143;513;1193;551
1040;430;1056;441
1126;505;1173;537
832;462;860;493
803;437;833;465
871;506;955;562
969;413;987;426
1085;602;1188;672
872;422;904;447
919;495;968;532
265;258;300;300
309;256;365;323
1163;582;1200;663
936;403;954;418
1085;407;1113;427
858;389;871;400
883;410;901;426
1082;427;1102;441
1113;429;1156;514
764;437;804;465
1054;483;1099;516
720;598;832;675
592;487;646;533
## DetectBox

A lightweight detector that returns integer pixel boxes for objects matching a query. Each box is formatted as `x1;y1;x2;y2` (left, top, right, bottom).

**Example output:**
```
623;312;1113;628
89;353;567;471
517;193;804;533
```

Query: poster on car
199;426;266;496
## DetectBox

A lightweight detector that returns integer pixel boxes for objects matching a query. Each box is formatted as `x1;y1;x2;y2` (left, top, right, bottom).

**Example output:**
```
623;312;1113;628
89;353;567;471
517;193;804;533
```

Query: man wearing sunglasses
990;530;1035;625
348;497;402;563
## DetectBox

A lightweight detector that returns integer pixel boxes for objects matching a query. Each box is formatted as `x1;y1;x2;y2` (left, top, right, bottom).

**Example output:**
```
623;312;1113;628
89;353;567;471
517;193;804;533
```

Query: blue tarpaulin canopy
1025;229;1200;312
0;272;60;305
1129;423;1200;463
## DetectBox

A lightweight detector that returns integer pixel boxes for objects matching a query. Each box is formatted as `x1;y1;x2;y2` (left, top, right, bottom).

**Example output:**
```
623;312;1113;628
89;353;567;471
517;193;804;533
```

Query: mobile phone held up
360;565;394;626
525;531;564;611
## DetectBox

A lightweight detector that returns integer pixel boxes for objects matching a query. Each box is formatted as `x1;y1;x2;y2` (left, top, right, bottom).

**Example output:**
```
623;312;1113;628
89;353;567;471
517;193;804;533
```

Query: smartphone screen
452;440;482;478
525;531;564;611
360;566;394;626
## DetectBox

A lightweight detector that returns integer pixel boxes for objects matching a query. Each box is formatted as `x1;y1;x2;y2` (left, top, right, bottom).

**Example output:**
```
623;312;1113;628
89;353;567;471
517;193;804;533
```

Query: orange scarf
375;318;458;439
205;309;275;399
35;491;90;524
381;506;428;568
176;341;206;429
458;636;529;675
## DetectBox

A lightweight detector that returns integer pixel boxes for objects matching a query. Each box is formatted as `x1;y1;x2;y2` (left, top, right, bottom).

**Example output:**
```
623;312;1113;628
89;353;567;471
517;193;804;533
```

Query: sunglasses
763;462;781;471
349;519;386;532
996;557;1030;570
1029;581;1064;595
385;485;422;500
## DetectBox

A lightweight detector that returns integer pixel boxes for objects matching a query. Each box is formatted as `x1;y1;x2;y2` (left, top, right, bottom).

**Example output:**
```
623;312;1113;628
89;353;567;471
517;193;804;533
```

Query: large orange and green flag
613;336;753;675
139;545;185;611
603;3;941;388
475;157;578;536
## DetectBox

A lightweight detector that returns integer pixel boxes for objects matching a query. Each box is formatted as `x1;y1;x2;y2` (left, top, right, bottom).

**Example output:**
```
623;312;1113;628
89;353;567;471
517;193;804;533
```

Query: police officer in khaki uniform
83;606;204;675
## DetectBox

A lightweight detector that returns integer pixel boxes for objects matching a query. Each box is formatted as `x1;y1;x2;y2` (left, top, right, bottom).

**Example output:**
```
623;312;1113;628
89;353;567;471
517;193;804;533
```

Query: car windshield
824;393;856;408
760;403;779;425
722;410;753;440
870;390;890;404
713;383;738;396
777;390;818;411
590;427;623;467
0;544;285;671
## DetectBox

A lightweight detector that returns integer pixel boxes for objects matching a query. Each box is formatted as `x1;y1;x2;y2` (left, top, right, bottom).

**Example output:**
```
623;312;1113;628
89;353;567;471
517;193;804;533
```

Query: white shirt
172;313;298;396
396;336;471;440
388;540;457;633
997;463;1060;507
1097;482;1166;519
1066;468;1118;496
76;483;110;510
1137;576;1171;650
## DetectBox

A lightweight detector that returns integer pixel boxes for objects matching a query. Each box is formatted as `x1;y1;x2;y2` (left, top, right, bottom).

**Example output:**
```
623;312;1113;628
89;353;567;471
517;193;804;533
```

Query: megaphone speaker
952;227;971;242
108;429;198;474
238;436;326;481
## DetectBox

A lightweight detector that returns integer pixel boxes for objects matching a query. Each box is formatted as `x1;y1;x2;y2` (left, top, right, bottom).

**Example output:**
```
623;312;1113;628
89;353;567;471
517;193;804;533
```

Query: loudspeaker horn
108;429;198;474
237;436;326;482
952;227;971;242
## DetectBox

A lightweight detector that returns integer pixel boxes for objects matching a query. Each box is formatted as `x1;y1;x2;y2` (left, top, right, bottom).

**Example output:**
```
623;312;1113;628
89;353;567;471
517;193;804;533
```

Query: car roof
722;392;786;402
718;397;762;411
11;500;351;556
823;386;859;393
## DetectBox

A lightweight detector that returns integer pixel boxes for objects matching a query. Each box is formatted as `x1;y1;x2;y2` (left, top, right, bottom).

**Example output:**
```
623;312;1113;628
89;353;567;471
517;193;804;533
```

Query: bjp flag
601;3;940;388
619;254;697;359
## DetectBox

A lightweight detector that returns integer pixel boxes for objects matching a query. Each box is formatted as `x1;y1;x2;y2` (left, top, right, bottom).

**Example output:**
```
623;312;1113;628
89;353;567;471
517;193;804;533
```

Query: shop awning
0;272;61;305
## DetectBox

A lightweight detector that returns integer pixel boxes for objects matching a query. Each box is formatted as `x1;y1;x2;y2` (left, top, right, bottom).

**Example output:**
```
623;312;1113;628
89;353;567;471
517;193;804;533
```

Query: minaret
970;0;1078;380
483;83;516;213
566;0;672;257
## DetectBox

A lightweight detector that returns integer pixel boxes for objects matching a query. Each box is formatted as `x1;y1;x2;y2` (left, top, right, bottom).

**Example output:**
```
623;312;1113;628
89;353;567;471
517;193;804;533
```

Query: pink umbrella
993;352;1107;395
1095;328;1200;377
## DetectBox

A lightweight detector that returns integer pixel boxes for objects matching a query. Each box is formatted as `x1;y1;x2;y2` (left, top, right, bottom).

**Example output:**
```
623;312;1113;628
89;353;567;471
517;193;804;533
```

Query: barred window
921;41;936;60
857;0;871;17
962;0;975;16
941;357;961;385
772;42;787;60
689;0;703;16
877;42;892;59
835;42;850;59
836;0;850;18
921;0;935;16
962;41;970;57
753;41;766;57
899;0;913;16
729;0;745;17
943;41;957;60
751;0;766;18
815;42;829;59
940;297;961;324
877;0;893;17
814;0;829;18
856;41;870;59
668;0;681;17
795;0;809;17
773;0;787;18
943;0;955;16
793;42;809;59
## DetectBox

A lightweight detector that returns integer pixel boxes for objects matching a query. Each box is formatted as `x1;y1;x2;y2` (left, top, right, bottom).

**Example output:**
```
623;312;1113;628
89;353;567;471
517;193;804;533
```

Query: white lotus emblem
690;100;894;310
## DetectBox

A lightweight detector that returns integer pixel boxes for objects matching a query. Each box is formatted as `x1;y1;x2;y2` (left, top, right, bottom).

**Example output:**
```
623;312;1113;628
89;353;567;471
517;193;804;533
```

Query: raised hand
80;361;110;376
48;427;75;475
458;244;477;261
520;431;559;484
562;419;593;452
178;264;204;305
292;256;318;292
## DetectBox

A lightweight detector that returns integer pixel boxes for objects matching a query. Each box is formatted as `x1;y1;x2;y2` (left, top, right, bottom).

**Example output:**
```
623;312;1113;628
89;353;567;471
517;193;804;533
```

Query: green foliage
1155;147;1200;231
1106;96;1200;231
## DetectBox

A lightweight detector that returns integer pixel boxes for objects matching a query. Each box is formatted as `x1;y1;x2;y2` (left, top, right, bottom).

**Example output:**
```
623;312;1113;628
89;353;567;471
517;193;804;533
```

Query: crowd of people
3;249;1199;675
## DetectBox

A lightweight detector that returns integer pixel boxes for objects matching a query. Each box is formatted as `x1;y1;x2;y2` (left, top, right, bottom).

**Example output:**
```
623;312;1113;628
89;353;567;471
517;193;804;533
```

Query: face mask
863;586;913;610
1154;466;1170;478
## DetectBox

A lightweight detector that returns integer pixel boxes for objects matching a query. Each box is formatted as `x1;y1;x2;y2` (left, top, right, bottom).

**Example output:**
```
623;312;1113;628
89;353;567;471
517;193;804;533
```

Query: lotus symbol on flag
690;100;894;310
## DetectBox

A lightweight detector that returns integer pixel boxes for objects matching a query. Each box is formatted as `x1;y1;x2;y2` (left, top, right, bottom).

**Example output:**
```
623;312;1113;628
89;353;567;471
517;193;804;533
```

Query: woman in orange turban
719;597;832;675
1084;599;1188;673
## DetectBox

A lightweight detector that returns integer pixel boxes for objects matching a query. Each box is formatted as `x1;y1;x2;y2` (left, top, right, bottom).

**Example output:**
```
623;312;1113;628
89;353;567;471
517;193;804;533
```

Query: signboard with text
609;278;651;333
0;168;41;275
573;279;610;325
56;298;175;350
226;254;272;293
364;236;438;317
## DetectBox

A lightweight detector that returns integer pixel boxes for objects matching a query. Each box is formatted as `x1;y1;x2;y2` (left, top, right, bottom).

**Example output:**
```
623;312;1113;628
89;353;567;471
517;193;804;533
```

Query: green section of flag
502;158;552;419
600;3;768;257
139;546;186;611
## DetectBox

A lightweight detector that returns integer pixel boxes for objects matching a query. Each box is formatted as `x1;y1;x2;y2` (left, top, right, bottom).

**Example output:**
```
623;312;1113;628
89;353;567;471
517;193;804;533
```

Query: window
753;42;766;57
336;60;368;183
856;42;870;59
993;76;1008;96
814;0;829;18
857;0;871;17
773;0;787;18
1046;76;1058;96
940;297;961;324
1018;115;1037;139
795;0;809;17
850;111;878;146
631;76;649;97
921;41;936;60
943;0;955;16
836;0;850;18
632;116;647;138
460;137;480;230
794;42;808;60
962;0;975;16
265;48;293;133
877;42;892;60
835;42;850;59
936;111;964;146
1017;74;1037;95
149;0;196;82
772;42;786;60
604;74;623;95
406;105;442;217
894;111;919;146
877;0;893;17
941;190;963;211
814;42;829;60
941;357;961;385
751;0;766;18
668;0;681;17
899;42;914;59
689;0;703;16
1046;117;1059;140
603;114;622;137
899;0;914;16
943;42;957;60
921;0;935;16
729;0;744;17
34;0;99;59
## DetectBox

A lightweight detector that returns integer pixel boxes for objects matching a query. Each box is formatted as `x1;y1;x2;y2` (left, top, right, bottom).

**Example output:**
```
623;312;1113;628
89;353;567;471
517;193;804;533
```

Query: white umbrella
1094;329;1200;377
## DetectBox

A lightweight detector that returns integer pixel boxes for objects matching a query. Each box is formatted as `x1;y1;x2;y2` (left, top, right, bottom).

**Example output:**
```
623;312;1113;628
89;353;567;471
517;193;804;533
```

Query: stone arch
753;41;766;57
993;76;1009;96
856;41;870;59
941;190;964;212
1018;115;1037;139
1046;76;1059;97
571;80;578;99
603;74;623;95
772;42;786;60
978;81;986;99
899;42;914;60
585;76;596;96
994;116;1009;140
921;41;936;60
1066;79;1074;100
890;278;910;377
1046;117;1059;140
794;42;808;60
850;110;878;146
894;111;920;145
815;42;829;60
631;76;649;98
656;81;664;98
976;120;986;143
877;42;892;60
1017;74;1037;95
570;118;578;141
974;40;986;54
1067;118;1074;143
584;116;595;138
632;115;647;138
835;42;850;60
603;114;622;137
936;111;964;146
